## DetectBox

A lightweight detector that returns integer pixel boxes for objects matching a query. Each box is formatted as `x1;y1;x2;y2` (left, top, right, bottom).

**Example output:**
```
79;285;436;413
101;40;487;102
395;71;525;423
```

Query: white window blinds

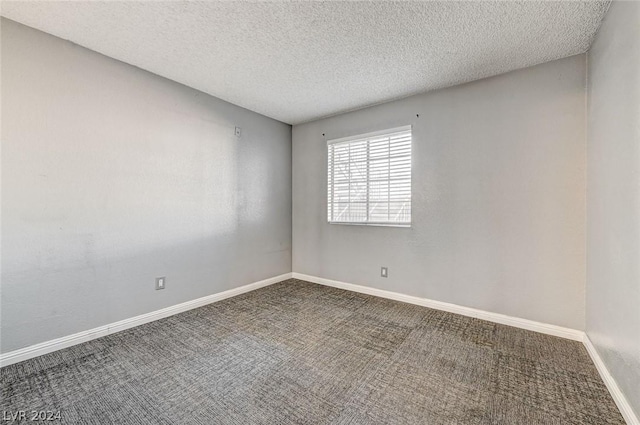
327;126;412;226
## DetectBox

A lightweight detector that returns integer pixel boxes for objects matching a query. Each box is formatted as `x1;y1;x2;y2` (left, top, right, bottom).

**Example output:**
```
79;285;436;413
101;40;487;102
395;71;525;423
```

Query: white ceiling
1;1;610;125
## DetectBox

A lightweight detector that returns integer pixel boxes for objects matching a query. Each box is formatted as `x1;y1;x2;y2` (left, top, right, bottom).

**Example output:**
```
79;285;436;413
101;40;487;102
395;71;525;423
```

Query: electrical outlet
156;277;166;290
381;267;388;278
235;126;241;137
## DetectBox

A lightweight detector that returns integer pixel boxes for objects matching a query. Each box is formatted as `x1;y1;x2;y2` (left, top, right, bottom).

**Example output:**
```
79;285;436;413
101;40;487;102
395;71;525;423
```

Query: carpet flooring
1;279;625;424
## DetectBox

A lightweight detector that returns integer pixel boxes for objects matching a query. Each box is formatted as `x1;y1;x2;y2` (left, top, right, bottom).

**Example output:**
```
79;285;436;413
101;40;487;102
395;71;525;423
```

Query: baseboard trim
292;272;585;341
293;272;640;423
583;335;639;425
3;271;635;424
0;272;293;368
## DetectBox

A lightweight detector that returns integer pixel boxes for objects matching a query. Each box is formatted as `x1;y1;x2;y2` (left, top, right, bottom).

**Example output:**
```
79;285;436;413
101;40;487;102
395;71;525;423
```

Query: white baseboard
583;336;639;425
292;272;585;341
293;272;640;424
0;272;293;368
3;271;635;424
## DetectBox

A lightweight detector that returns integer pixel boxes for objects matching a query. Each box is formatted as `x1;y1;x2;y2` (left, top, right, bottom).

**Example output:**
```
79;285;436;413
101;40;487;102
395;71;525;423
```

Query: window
327;126;412;226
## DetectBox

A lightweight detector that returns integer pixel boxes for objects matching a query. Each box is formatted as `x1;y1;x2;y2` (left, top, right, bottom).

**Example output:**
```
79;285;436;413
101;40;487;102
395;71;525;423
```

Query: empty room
1;1;638;424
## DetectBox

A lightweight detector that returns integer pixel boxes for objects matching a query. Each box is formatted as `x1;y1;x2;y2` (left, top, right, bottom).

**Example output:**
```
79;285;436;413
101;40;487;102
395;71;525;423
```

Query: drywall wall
586;0;640;418
293;55;587;330
0;19;292;353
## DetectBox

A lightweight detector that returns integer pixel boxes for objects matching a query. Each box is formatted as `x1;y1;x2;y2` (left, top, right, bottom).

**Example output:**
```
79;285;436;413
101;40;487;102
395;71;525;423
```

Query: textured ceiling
1;1;609;124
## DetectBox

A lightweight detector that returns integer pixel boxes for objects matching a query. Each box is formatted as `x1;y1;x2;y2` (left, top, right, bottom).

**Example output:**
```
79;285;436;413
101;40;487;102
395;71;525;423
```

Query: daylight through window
327;126;412;226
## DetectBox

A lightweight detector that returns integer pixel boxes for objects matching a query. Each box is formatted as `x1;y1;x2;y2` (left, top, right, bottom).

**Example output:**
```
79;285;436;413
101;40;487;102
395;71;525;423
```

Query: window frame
327;125;412;228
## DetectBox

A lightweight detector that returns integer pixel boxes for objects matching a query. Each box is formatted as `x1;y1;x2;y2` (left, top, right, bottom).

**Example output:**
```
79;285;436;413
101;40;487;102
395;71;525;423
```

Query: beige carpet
1;279;625;424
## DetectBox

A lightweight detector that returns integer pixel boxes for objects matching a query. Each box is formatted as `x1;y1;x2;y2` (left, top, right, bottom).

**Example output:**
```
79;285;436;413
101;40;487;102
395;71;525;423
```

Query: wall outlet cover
156;277;166;290
381;267;388;278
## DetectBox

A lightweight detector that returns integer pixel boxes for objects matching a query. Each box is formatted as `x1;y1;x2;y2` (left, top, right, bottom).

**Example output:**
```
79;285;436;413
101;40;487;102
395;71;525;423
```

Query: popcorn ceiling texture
1;1;610;124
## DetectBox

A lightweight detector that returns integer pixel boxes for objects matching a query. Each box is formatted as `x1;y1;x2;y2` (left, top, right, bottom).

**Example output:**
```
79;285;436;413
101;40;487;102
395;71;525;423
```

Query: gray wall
293;55;587;330
1;19;292;353
586;1;640;417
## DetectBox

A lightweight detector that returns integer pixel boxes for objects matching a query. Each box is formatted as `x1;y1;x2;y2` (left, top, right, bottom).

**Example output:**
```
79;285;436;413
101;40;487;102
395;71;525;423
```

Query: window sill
328;221;411;228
